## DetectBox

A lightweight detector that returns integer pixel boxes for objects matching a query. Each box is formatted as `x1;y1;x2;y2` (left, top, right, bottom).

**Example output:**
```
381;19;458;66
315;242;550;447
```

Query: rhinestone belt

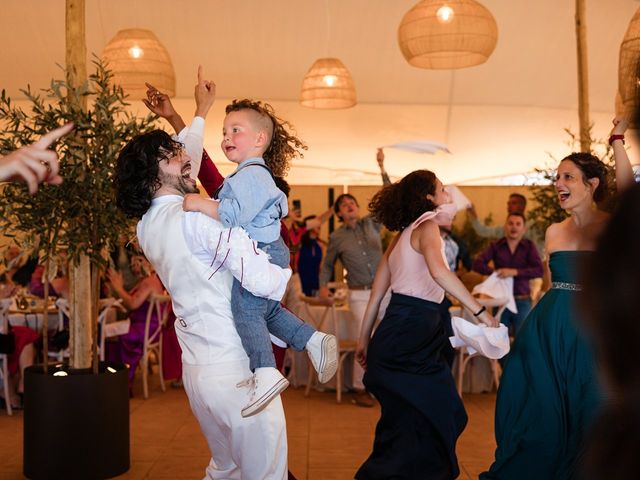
551;281;582;291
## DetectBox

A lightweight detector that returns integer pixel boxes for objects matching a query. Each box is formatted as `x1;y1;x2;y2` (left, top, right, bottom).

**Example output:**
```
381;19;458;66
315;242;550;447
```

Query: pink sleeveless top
387;207;453;303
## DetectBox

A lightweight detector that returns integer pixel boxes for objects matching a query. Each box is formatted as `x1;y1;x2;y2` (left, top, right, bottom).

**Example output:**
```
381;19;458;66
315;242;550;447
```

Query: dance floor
0;377;496;479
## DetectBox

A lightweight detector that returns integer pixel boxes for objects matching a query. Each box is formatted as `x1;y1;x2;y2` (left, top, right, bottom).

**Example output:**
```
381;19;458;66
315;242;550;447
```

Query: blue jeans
231;236;315;370
500;298;532;337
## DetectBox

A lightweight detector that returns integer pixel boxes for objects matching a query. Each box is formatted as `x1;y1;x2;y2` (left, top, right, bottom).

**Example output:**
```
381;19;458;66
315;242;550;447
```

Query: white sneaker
306;332;338;384
237;367;289;418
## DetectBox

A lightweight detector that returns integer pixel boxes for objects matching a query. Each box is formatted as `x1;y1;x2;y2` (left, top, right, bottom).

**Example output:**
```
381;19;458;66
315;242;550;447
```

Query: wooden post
69;255;92;368
575;0;591;152
66;0;87;103
66;0;92;369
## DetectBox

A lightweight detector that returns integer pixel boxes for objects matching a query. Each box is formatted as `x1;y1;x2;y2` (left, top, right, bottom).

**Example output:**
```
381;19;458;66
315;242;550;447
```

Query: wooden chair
52;297;126;363
0;298;13;415
300;295;356;403
50;298;70;363
454;297;508;396
141;294;171;399
97;298;125;361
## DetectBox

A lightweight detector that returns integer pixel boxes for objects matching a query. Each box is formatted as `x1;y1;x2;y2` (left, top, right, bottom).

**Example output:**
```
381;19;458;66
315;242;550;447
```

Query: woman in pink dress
355;170;496;479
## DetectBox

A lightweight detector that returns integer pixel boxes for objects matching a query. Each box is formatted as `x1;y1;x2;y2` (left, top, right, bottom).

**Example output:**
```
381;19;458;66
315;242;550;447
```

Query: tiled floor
0;380;496;479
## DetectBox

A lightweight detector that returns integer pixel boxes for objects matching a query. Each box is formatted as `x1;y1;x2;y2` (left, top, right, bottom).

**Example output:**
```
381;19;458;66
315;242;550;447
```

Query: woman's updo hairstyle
368;170;438;232
561;153;609;203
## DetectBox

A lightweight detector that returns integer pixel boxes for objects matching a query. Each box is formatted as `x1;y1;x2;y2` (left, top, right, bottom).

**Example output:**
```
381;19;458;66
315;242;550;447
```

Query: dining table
8;297;60;331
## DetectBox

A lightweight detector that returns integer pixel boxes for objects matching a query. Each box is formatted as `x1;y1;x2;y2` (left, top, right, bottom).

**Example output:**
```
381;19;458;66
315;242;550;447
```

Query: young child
183;99;337;417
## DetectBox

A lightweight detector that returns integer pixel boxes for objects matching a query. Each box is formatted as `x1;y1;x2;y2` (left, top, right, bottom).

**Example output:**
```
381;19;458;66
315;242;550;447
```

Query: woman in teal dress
481;117;636;479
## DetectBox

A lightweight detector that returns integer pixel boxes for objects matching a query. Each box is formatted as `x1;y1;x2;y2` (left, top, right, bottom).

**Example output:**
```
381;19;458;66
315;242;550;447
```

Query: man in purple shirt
473;213;544;335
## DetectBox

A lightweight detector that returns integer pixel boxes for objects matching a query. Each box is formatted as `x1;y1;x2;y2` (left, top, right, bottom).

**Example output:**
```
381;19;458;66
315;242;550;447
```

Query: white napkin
383;140;451;155
449;316;510;359
445;185;471;211
103;319;130;337
472;272;517;314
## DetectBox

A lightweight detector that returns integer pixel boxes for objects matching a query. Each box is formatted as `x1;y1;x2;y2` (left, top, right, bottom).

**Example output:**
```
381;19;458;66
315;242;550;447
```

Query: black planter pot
23;362;130;480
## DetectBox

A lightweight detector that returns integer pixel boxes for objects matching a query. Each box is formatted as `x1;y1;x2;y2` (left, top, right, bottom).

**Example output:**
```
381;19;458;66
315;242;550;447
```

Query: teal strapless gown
481;251;601;480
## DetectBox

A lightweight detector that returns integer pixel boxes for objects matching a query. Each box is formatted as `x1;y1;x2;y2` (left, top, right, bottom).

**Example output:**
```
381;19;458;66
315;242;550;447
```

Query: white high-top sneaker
306;332;338;384
237;367;289;418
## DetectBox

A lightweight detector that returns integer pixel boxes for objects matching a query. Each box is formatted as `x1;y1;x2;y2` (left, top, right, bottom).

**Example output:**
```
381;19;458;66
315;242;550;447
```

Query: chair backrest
97;298;124;361
55;298;69;332
327;281;349;306
298;296;341;339
144;294;171;348
0;298;12;334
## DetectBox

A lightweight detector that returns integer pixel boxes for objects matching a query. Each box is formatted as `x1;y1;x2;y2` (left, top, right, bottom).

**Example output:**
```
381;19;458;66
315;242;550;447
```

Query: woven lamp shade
398;0;498;70
102;28;175;99
618;7;640;126
300;57;357;109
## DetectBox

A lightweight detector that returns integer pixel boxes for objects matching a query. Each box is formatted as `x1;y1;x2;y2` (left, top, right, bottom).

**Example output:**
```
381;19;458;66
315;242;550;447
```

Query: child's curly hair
225;99;307;177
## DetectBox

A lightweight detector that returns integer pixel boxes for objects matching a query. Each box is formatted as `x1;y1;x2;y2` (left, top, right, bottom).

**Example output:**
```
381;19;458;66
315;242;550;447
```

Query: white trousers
182;361;288;480
348;289;390;391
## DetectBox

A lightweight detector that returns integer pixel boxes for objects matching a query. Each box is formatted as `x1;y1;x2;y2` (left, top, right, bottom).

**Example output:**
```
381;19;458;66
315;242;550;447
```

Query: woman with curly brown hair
182;99;337;419
355;170;497;480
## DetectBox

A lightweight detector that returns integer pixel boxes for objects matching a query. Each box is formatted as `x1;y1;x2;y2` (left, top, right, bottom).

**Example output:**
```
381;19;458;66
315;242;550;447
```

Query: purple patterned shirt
473;238;543;296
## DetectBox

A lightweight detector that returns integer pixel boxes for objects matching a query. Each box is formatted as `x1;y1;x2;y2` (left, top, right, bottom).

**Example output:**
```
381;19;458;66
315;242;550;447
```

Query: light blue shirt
216;157;288;243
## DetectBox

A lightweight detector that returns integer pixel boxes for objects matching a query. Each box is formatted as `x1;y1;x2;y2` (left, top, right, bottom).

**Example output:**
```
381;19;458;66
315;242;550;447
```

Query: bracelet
473;305;486;317
609;134;625;146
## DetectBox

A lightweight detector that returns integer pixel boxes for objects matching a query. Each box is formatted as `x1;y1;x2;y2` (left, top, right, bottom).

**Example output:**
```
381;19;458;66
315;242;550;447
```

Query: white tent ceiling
1;0;639;184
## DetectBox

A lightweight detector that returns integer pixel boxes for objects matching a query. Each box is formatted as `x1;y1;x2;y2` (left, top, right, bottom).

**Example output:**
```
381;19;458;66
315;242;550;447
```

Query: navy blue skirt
356;292;467;480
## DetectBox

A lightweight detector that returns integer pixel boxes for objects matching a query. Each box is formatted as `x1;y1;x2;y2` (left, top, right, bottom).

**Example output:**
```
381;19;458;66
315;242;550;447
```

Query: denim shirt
216;157;288;243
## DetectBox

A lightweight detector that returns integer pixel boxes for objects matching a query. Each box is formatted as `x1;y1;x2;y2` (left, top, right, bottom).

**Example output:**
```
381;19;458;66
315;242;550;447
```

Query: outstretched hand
0;123;73;194
611;116;629;136
194;65;216;118
142;83;177;119
376;148;385;168
106;268;124;290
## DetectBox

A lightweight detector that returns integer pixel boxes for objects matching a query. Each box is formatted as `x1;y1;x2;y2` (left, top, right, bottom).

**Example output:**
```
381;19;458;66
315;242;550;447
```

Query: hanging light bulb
322;75;338;87
128;45;144;59
436;5;454;23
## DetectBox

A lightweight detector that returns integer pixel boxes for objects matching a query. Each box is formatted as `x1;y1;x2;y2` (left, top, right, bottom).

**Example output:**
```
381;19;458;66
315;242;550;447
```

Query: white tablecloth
9;311;59;331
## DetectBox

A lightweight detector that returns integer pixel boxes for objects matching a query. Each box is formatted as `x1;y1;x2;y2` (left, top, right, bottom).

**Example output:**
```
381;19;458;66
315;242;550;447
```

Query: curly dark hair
560;152;609;203
368;170;438;232
115;130;183;218
225;99;307;177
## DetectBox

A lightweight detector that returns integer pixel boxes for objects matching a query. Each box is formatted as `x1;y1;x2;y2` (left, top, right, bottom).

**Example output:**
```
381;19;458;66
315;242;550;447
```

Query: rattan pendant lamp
300;57;357;109
300;0;356;109
398;0;498;69
102;28;175;99
618;7;640;124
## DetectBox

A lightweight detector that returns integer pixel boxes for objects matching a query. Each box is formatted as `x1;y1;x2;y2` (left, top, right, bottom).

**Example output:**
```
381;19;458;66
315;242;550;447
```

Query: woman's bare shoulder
545;219;568;238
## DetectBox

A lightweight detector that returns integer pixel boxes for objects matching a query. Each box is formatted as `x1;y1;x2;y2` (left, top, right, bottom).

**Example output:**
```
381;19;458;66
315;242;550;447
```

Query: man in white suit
114;76;290;479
